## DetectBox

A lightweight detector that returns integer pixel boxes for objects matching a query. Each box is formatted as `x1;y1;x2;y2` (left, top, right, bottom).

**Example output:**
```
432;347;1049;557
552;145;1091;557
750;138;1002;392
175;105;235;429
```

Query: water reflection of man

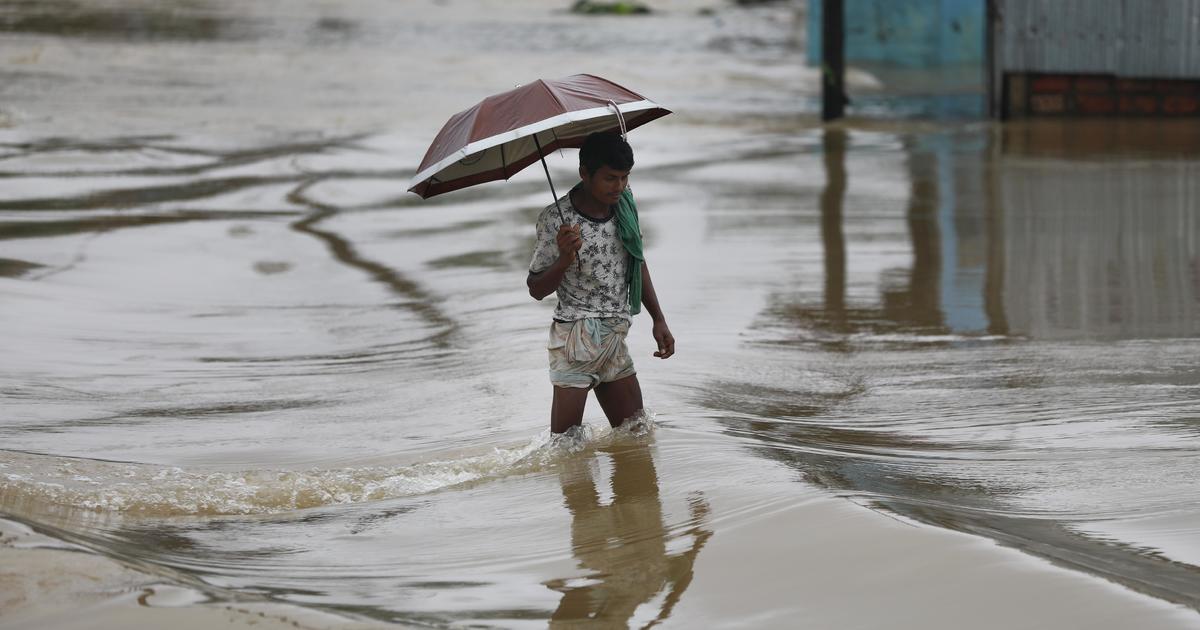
527;132;675;435
547;444;710;627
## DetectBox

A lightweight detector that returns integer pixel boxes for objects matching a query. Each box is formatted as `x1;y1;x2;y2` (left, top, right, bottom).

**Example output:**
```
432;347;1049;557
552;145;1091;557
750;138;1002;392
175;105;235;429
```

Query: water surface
3;1;1200;627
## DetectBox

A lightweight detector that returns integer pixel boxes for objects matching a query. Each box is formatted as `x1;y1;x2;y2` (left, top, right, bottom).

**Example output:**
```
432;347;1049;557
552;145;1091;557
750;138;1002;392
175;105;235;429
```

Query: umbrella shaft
533;134;566;224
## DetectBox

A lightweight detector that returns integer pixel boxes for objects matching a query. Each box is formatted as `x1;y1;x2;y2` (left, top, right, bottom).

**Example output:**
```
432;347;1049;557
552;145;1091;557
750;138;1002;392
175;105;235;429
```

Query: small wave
0;413;656;517
846;332;1009;344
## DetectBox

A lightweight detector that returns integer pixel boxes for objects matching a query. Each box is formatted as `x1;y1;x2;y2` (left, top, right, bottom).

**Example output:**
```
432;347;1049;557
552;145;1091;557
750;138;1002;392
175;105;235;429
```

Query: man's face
580;164;630;206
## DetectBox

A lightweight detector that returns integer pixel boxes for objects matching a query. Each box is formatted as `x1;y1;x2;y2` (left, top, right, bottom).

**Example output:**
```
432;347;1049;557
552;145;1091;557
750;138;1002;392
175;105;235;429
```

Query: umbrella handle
606;101;629;143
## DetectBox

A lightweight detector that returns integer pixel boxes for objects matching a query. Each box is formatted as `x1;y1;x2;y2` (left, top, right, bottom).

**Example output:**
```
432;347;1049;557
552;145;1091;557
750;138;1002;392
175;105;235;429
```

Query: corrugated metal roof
999;0;1200;78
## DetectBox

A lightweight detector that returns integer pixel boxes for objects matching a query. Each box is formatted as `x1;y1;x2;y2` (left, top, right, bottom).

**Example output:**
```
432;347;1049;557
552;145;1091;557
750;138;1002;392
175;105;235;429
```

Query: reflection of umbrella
408;74;670;220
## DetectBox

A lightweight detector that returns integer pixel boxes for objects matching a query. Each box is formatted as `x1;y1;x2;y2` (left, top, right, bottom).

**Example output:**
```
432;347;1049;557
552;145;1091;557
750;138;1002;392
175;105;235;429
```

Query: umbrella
407;73;670;221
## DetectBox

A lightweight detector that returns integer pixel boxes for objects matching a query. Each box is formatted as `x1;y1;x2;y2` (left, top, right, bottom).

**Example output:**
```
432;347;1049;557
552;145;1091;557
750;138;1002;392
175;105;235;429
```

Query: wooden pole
821;0;846;121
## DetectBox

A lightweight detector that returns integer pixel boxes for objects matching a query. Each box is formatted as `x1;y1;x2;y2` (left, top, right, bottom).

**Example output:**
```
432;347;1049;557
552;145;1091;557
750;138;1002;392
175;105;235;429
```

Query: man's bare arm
528;255;572;300
641;262;675;359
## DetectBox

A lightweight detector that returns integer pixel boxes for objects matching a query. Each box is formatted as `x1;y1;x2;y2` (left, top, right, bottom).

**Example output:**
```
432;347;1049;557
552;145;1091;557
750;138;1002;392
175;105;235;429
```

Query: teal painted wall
807;0;985;67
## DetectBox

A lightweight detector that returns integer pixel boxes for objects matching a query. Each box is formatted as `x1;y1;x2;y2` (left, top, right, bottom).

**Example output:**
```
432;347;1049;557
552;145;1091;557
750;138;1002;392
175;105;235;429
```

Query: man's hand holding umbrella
557;225;583;264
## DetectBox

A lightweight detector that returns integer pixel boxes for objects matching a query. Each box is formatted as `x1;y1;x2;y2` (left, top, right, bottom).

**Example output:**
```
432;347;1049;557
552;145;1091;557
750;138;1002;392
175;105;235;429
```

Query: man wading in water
527;132;675;434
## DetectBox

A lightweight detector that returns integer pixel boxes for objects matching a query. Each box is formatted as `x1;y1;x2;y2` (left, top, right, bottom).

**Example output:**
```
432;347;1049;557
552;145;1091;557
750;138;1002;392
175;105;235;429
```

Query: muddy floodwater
2;1;1200;628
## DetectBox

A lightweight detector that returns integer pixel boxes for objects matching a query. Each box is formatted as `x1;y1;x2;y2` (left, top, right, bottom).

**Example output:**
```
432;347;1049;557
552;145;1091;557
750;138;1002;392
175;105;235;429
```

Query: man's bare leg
594;374;644;429
551;386;590;434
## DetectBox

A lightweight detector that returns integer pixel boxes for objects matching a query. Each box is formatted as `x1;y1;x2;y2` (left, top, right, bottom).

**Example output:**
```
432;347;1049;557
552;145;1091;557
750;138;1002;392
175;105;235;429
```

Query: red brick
1163;95;1200;115
1031;76;1070;93
1031;93;1066;113
1075;76;1112;93
1116;79;1154;93
1076;94;1117;114
1119;95;1159;115
1156;80;1200;96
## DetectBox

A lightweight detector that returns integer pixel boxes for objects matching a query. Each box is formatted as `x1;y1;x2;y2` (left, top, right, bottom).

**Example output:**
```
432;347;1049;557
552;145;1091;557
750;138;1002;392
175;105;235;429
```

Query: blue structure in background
807;0;985;68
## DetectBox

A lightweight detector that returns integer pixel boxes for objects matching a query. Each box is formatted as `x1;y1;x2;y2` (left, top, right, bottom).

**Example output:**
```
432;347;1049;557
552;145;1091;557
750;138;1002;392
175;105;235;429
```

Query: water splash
0;413;657;517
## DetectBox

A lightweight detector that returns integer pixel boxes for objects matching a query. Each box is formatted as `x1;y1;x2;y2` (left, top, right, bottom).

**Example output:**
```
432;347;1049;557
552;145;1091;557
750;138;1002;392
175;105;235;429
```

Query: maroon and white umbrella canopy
408;74;670;200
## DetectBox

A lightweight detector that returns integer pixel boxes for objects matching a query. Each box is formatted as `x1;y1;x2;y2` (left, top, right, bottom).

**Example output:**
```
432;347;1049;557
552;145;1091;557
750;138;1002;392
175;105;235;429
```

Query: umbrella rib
536;79;568;112
550;127;564;158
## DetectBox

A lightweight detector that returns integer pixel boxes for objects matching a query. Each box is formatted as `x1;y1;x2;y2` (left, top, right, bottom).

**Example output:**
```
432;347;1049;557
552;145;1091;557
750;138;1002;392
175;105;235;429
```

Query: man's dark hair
579;132;634;175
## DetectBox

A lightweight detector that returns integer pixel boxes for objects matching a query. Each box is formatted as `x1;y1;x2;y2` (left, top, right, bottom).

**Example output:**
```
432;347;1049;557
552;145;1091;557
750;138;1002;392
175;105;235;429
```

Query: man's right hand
556;225;582;262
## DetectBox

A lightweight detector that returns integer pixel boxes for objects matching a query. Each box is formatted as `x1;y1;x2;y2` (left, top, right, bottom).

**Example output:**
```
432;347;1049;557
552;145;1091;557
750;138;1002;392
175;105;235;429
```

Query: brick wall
1006;73;1200;118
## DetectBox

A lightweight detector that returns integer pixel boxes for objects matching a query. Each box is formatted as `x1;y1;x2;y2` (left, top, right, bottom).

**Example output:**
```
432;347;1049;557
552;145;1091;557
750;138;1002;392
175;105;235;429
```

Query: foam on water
0;413;656;517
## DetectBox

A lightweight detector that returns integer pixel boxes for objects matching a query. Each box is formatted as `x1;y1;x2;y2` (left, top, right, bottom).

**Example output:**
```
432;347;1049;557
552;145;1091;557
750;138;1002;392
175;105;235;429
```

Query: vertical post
822;0;846;121
985;0;1000;119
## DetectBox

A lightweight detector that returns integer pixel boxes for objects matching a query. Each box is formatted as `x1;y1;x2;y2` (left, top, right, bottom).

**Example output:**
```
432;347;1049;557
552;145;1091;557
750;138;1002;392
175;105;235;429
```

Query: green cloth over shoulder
614;188;644;315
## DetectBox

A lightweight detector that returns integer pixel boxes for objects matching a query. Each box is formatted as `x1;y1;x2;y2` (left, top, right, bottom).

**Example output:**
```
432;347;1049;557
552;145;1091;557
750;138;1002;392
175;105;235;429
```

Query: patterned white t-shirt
529;189;631;322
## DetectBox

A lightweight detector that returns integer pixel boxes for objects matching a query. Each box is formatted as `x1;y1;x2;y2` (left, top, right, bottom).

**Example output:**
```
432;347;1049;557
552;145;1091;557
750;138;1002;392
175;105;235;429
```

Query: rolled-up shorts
548;317;637;389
